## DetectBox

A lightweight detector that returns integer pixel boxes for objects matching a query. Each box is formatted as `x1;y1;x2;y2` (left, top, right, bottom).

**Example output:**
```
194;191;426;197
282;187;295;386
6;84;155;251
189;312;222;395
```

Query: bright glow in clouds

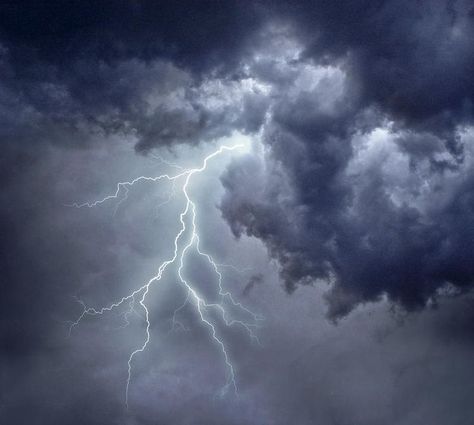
68;139;262;407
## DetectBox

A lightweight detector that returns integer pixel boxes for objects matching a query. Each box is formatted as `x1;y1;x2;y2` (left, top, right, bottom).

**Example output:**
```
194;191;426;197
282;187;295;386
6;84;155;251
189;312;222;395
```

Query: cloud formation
220;1;474;318
2;2;474;424
2;0;474;339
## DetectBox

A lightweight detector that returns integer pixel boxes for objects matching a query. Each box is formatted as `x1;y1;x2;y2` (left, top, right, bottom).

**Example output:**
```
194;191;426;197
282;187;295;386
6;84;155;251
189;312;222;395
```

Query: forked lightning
68;144;262;407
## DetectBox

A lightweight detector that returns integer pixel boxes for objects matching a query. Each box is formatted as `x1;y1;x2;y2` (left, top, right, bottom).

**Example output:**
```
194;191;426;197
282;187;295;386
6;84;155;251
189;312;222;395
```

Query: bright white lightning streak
68;144;262;407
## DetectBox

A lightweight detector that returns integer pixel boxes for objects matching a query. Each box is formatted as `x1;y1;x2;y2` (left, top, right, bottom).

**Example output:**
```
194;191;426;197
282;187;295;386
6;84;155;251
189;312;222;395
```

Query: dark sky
1;1;474;424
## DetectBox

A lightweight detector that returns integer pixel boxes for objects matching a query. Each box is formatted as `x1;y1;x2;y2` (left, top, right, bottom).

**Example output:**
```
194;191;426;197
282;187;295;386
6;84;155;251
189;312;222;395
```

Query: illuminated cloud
2;2;474;424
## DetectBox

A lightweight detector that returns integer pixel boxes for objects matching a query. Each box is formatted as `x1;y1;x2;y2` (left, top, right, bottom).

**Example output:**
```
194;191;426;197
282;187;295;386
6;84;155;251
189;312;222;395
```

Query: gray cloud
2;2;474;424
220;3;474;319
242;274;264;297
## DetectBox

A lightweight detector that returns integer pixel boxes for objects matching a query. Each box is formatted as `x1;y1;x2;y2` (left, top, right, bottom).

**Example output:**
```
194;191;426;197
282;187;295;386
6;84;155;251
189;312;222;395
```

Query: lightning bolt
68;144;262;407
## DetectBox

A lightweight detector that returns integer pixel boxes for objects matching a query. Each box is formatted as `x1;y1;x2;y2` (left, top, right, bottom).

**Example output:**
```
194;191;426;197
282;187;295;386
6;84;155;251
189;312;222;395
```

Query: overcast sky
1;2;474;424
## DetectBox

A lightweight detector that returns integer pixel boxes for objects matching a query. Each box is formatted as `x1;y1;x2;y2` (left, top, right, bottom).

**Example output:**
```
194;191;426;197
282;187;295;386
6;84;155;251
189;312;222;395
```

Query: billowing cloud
2;2;474;424
220;2;474;318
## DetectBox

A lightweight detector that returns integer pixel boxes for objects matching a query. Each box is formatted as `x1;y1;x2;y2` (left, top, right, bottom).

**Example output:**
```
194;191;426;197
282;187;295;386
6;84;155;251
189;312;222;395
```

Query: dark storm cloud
7;0;468;334
0;1;262;72
2;2;474;424
0;48;267;152
220;0;474;318
0;1;269;153
282;0;474;123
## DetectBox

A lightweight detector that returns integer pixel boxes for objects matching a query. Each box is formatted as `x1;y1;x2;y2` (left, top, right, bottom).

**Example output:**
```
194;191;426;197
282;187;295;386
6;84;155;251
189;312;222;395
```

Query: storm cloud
1;2;474;424
220;0;474;318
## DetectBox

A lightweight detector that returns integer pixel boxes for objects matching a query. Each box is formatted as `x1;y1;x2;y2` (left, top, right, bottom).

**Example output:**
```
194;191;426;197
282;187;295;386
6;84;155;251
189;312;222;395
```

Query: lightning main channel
68;144;262;407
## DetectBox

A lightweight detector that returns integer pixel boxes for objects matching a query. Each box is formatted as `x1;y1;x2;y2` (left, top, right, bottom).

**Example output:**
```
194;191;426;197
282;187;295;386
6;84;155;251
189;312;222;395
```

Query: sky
1;1;474;424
